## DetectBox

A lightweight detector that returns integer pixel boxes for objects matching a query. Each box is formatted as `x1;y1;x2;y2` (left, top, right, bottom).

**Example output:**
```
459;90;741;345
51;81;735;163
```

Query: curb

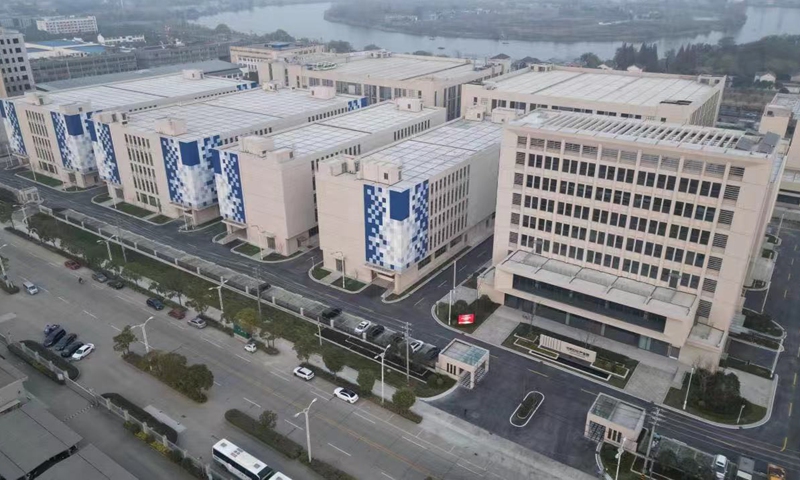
594;442;613;480
177;219;222;234
90;195;173;226
306;262;370;295
15;171;104;194
230;244;313;264
418;381;460;402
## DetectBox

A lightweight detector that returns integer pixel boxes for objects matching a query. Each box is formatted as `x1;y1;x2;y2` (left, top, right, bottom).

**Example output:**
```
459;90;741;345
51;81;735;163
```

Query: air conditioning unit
491;107;521;124
154;117;188;136
262;81;282;91
464;105;485;122
241;135;275;156
483;82;497;90
25;92;51;106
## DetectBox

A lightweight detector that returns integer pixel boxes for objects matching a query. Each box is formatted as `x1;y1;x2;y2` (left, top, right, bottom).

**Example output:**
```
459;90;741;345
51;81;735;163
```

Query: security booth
585;393;645;451
436;339;490;389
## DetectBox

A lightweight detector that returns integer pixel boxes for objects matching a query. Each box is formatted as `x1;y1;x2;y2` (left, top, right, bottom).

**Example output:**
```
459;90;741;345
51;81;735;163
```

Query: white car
334;387;359;404
409;340;424;353
71;343;95;360
293;366;315;381
244;341;257;353
354;321;372;334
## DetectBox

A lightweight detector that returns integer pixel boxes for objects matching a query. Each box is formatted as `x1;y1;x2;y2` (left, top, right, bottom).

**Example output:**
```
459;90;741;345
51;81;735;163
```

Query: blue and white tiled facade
93;122;121;184
0;100;26;157
364;180;429;271
347;97;369;111
50;112;96;173
211;150;246;224
161;135;221;209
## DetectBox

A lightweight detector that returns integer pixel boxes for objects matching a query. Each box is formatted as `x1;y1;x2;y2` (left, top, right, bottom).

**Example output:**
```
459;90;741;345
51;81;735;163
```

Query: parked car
168;308;187;320
333;387;358;404
354;320;371;334
409;340;424;353
22;281;39;295
44;324;60;336
91;272;108;283
72;343;95;360
244;340;257;353
713;455;728;480
387;332;404;345
107;279;125;290
293;366;315;381
54;333;78;351
321;307;342;320
188;317;207;329
146;298;164;310
64;260;81;270
43;328;66;347
366;325;385;339
61;341;84;358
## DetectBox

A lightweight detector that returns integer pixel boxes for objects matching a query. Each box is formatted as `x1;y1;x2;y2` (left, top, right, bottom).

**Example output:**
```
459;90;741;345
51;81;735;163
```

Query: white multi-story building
315;109;510;293
96;84;368;226
463;64;725;127
0;28;34;98
485;110;783;366
212;98;446;256
256;50;509;120
36;16;98;35
230;42;326;73
758;93;800;206
0;69;256;189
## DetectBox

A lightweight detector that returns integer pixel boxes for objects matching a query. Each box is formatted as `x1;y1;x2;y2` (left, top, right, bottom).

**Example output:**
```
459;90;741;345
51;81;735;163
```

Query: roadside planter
509;391;544;427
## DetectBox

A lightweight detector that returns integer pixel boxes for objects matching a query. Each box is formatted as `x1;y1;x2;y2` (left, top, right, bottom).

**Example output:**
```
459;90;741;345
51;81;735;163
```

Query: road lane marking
782;436;788;452
437;280;447;287
310;391;329;400
790;273;793;281
202;338;224;349
109;324;122;332
528;369;548;377
235;354;252;363
327;443;351;457
790;402;793;417
457;462;483;475
785;289;788;299
354;412;376;424
581;389;595;395
268;371;290;382
381;473;395;480
285;419;304;431
243;397;261;409
83;310;97;319
57;296;69;303
115;294;138;305
401;436;428;450
213;381;222;386
794;373;797;387
413;296;427;307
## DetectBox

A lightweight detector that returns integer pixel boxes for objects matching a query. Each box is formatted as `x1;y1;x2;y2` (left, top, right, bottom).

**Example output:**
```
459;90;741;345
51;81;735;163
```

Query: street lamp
682;365;695;410
614;438;627;480
375;344;392;404
209;278;229;314
97;239;113;262
737;403;745;424
448;257;457;326
333;251;346;289
132;316;155;353
294;398;317;463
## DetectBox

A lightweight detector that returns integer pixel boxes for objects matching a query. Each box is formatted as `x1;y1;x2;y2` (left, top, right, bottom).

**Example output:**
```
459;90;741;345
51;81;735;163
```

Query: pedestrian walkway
472;309;519;345
625;364;674;403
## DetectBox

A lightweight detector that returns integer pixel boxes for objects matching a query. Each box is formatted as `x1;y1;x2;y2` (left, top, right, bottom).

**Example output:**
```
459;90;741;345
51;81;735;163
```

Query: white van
714;454;729;479
22;281;39;295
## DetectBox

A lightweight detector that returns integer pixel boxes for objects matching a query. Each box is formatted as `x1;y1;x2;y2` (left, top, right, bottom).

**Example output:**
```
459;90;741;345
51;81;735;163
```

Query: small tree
293;335;317;362
364;43;381;50
160;269;186;306
185;280;212;315
357;370;376;395
392;388;416;411
322;347;345;378
235;308;259;337
113;325;137;355
259;410;277;430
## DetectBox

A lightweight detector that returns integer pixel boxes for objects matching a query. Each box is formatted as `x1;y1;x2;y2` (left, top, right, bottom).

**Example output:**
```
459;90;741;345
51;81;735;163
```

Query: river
193;3;800;60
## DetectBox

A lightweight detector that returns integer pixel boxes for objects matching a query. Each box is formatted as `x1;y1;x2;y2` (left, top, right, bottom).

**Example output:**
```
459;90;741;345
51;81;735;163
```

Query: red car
168;308;187;320
64;260;81;270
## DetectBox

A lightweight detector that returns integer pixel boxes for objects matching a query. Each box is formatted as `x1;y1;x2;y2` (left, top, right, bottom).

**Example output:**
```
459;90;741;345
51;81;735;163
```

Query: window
712;233;728;249
702;278;717;293
718;210;734;226
511;213;520;225
512;193;522;206
708;257;723;271
696;300;712;319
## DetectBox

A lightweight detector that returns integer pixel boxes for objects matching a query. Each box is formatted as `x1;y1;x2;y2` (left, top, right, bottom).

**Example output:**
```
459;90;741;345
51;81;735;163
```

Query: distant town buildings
0;28;34;98
230;41;325;73
134;41;239;69
35;15;98;35
31;53;139;84
97;34;146;46
25;39;107;59
753;71;777;84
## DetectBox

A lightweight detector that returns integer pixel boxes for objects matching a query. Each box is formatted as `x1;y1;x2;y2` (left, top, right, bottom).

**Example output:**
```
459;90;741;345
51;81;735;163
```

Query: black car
146;298;165;310
54;333;78;351
321;307;342;320
91;272;108;283
43;328;66;348
61;341;84;358
107;279;124;289
366;324;385;339
44;324;60;336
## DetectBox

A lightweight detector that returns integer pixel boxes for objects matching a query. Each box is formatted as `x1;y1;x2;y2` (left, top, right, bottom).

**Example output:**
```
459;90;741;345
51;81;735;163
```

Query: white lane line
401;436;428;450
269;370;290;381
437;280;447;287
115;294;137;305
83;310;97;319
243;397;261;409
213;381;222;386
413;296;427;307
457;462;484;475
57;296;69;303
327;443;351;457
202;338;224;349
109;324;122;332
284;419;304;431
354;412;376;424
235;354;252;363
381;472;396;480
49;262;60;267
310;391;329;400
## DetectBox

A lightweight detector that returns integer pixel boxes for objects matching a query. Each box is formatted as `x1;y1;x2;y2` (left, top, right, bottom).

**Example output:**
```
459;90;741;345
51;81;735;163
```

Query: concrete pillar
123;409;130;422
161;434;169;447
142;422;150;437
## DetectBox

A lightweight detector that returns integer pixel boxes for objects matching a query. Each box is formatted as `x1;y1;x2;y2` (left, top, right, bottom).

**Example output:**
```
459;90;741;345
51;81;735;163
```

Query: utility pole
643;406;661;478
254;266;263;324
448;258;457;325
614;437;627;480
375;344;391;404
404;322;410;383
294;398;316;464
115;217;127;263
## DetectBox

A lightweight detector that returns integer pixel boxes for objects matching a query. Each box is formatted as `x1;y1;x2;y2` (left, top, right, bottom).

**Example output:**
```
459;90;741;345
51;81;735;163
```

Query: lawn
113;202;153;218
663;379;766;424
233;243;262;256
719;356;772;379
19;170;63;187
311;265;331;280
599;443;639;480
742;310;783;337
263;251;302;262
93;193;111;203
343;277;365;292
149;215;173;225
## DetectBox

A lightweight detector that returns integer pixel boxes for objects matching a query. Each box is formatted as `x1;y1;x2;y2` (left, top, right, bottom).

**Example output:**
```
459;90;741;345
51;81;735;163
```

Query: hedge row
121;421;206;479
102;393;179;442
122;352;208;403
8;343;63;384
225;409;356;480
21;340;80;380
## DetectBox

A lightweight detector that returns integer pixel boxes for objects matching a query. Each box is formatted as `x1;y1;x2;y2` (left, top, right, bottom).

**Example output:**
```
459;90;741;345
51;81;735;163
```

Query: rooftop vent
24;92;51;106
154;117;187;136
262;81;282;92
659;99;693;106
241;136;275;156
310;85;336;100
182;69;204;80
394;97;423;112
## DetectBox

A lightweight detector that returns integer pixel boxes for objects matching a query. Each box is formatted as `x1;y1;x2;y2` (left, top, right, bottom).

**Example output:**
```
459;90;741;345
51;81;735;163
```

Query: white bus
212;439;281;480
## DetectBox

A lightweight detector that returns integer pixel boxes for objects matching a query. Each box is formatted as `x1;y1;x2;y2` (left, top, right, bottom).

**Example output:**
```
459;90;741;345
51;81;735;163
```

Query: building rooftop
38;72;252;112
486;66;719;107
127;87;363;140
0;356;26;390
301;53;485;81
502;250;697;320
768;93;800;116
359;118;502;188
36;59;243;91
514;110;780;159
441;339;489;366
37;445;137;480
590;394;645;431
0;403;83;479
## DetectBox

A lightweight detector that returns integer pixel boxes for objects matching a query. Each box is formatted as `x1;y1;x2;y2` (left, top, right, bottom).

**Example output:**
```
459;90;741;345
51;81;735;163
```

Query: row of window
393;120;431;141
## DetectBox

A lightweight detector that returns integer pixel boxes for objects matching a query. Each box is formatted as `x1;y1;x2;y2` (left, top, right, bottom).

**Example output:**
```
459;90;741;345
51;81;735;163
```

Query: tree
364;43;381;51
185;363;214;397
259;410;277;430
579;52;601;68
160;269;186;306
185;280;212;315
327;40;353;53
413;50;432;56
293;335;317;362
235;308;260;337
357;370;376;394
214;23;231;34
392;388;416;411
113;325;137;355
322;347;345;378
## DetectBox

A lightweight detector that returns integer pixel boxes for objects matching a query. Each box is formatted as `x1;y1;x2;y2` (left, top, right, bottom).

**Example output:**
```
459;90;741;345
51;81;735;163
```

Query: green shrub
20;340;80;380
301;457;357;480
0;282;20;294
104;393;178;442
225;409;303;459
168;448;184;463
392;388;416;411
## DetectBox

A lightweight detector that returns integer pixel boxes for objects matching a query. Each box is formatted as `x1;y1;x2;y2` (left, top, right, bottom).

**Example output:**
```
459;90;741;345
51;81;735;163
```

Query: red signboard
458;314;475;325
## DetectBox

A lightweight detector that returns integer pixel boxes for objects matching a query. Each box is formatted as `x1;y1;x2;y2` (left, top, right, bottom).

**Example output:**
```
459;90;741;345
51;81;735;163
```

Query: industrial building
758;93;800;206
213;98;446;257
316;107;509;293
25;39;108;59
463;64;725;127
230;41;325;73
133;41;239;69
98;84;368;225
35;15;98;35
254;50;508;120
0;69;256;189
485;110;783;366
0;28;34;98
